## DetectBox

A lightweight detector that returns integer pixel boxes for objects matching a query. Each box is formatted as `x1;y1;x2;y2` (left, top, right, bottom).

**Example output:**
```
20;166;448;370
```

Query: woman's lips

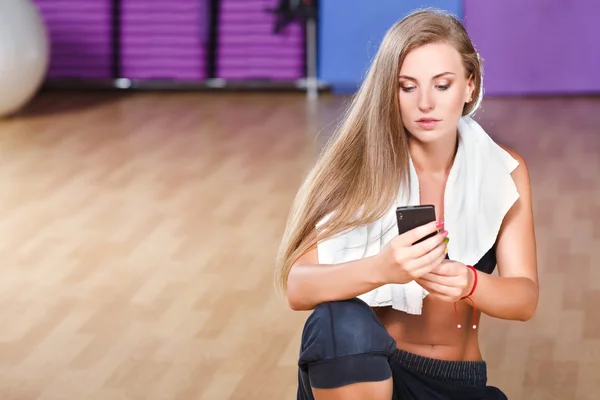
415;118;440;130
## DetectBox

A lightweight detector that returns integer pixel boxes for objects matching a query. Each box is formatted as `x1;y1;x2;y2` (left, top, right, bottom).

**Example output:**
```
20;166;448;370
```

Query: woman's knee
298;298;396;389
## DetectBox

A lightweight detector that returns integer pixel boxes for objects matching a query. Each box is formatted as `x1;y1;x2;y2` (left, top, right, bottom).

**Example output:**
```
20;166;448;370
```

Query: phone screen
396;205;437;244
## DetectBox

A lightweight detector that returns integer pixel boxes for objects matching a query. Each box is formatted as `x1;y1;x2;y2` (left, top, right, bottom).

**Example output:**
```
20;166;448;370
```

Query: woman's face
398;42;474;143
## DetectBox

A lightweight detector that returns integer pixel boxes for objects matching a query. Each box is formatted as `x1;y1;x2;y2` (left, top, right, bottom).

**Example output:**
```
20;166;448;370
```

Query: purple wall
33;0;303;82
33;0;113;79
217;0;305;80
464;0;600;95
121;0;209;80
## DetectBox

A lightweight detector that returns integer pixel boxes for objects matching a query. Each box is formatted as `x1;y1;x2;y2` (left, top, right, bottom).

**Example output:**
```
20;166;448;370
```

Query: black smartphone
396;205;438;245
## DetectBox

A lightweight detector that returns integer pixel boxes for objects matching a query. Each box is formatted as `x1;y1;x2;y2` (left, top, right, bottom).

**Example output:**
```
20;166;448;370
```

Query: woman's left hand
416;260;474;302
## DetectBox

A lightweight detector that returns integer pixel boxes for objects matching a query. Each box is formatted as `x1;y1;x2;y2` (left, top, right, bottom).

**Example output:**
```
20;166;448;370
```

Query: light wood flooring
0;91;598;399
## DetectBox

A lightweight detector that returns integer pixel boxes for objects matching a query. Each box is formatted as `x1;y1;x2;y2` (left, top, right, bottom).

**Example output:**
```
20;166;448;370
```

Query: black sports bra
473;243;498;274
445;243;497;274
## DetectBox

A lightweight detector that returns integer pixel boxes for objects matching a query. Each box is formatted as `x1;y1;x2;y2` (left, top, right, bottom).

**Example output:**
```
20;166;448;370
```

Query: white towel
316;116;520;315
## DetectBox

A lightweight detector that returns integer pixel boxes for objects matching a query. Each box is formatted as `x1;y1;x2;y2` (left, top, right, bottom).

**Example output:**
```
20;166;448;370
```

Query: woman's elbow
285;274;313;311
285;284;302;310
286;292;314;311
287;297;312;311
518;285;539;322
518;307;536;322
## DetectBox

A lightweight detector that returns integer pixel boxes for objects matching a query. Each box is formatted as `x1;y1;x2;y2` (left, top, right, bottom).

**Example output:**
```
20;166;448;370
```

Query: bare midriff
372;296;482;361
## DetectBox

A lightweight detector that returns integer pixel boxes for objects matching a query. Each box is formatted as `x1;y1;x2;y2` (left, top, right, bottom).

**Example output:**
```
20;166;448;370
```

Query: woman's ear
466;74;475;103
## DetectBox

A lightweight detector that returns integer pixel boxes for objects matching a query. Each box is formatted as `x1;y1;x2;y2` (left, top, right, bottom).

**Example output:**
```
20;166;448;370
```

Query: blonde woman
276;9;539;400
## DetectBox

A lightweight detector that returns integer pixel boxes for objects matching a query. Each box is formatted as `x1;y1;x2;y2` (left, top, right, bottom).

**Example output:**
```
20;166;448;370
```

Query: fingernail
436;221;445;228
444;237;450;244
442;230;448;237
445;247;448;254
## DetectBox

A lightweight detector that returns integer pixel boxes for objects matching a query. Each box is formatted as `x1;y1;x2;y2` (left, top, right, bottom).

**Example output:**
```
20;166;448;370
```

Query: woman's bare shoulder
498;144;531;189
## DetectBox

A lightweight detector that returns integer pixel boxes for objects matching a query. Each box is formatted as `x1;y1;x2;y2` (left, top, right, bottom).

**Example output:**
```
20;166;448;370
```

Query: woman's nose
418;90;435;112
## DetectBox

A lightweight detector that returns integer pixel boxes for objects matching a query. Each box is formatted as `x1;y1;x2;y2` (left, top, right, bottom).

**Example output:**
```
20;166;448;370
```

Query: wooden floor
0;91;598;399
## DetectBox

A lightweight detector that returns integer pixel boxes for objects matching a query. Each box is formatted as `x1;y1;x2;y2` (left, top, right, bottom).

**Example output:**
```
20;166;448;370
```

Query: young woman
276;9;539;400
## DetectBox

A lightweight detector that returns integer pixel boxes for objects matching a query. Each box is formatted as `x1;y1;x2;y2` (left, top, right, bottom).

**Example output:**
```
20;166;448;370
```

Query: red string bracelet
454;265;478;329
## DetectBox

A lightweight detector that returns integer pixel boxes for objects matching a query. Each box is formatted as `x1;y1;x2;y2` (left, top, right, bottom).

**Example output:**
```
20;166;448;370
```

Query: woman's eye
400;83;451;92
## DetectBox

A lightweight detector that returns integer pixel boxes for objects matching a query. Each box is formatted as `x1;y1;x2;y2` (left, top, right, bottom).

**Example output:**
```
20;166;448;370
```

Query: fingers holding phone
376;225;447;285
375;209;449;285
396;224;448;276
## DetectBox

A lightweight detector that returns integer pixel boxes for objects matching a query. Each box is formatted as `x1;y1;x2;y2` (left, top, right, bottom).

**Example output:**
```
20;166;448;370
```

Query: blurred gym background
0;0;598;399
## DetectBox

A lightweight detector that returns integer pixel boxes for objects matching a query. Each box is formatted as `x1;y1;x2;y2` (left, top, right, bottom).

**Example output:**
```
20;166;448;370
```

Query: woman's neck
408;134;458;176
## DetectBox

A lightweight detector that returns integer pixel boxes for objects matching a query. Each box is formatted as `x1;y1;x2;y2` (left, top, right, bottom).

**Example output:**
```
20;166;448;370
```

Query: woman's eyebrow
399;72;456;81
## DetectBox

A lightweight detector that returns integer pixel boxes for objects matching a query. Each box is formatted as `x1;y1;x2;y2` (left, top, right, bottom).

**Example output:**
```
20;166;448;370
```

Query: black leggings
297;298;507;400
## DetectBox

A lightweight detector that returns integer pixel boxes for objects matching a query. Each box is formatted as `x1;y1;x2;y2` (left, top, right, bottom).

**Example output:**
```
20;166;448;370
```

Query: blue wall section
318;1;463;92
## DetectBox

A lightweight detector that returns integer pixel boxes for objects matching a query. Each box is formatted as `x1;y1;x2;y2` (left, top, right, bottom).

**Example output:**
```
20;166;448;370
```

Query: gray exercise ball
0;0;50;118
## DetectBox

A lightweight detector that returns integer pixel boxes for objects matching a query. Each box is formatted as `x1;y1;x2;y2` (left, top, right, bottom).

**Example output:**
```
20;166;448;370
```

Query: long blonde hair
275;9;483;293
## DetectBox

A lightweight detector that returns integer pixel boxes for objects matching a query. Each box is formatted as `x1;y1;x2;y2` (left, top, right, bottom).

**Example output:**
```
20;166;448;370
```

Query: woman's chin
407;127;448;144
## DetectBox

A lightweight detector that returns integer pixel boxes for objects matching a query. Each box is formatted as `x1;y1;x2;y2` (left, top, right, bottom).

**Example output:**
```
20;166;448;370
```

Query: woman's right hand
375;221;448;285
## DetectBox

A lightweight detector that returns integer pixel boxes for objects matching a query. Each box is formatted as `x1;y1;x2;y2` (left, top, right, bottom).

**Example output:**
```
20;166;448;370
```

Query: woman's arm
416;147;539;321
286;247;386;311
470;147;539;321
286;221;448;311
